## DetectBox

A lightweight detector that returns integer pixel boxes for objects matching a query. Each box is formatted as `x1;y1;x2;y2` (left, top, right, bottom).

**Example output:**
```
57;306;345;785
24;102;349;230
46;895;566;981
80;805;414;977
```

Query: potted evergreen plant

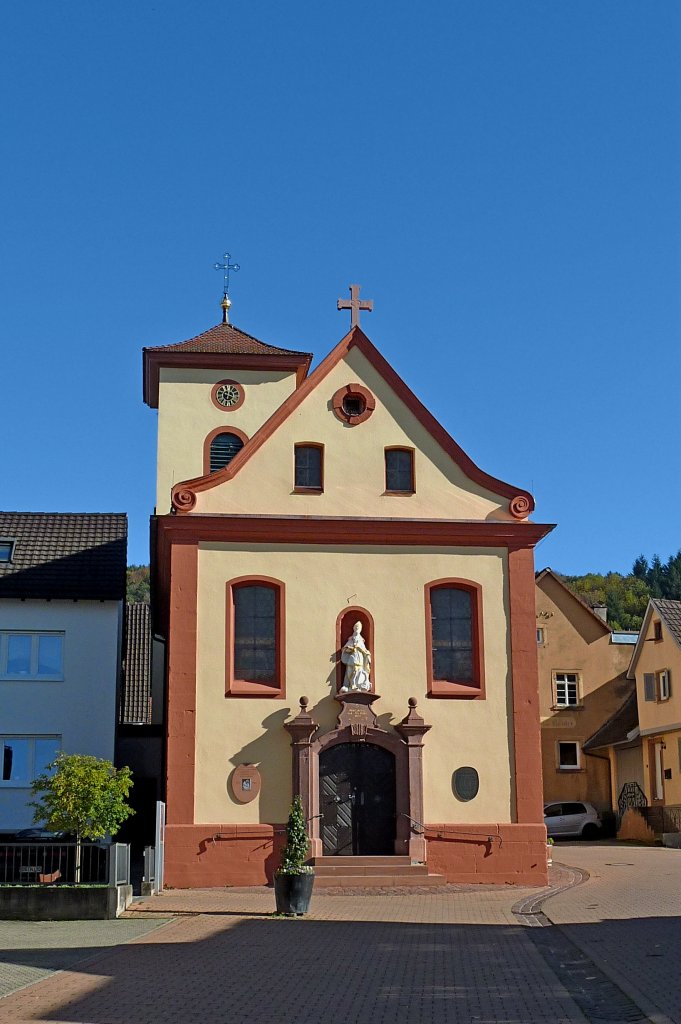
274;796;314;915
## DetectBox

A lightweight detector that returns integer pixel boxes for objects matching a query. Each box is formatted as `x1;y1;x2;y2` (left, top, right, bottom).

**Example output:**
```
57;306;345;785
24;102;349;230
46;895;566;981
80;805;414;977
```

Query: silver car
544;801;601;839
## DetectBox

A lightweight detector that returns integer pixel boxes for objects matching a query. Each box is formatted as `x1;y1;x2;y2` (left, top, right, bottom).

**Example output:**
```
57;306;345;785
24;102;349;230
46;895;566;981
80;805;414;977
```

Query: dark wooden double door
320;743;396;856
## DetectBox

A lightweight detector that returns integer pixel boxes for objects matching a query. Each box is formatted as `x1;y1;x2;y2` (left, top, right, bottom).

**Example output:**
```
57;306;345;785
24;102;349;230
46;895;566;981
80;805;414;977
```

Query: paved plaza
0;842;678;1023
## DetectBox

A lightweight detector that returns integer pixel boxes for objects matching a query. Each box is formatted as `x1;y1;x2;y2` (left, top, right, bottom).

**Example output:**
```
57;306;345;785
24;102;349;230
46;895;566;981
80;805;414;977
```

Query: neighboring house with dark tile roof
536;568;637;816
627;598;681;811
0;513;127;833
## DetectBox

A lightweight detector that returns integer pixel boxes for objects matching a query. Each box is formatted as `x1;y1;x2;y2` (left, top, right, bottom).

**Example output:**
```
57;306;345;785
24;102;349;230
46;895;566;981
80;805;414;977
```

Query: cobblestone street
0;842;678;1023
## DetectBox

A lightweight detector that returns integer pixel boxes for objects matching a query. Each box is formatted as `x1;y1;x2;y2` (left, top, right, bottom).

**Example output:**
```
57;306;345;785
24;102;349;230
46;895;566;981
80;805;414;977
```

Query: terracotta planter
274;872;314;915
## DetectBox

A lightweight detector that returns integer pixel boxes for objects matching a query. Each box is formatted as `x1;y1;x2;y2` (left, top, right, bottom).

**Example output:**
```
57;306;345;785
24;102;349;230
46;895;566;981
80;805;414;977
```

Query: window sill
427;681;483;700
550;704;583;712
292;487;323;495
556;767;584;773
226;679;284;698
0;677;63;683
383;490;415;496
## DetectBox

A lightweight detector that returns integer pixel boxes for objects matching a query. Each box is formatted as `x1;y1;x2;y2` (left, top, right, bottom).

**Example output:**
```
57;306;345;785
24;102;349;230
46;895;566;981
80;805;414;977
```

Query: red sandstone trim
166;543;199;825
335;606;375;692
161;821;548;888
163;823;286;887
143;351;311;408
508;546;545;824
203;425;250;476
331;382;376;425
424;579;485;699
168;326;535;510
225;576;286;698
159;514;554;547
210;379;245;412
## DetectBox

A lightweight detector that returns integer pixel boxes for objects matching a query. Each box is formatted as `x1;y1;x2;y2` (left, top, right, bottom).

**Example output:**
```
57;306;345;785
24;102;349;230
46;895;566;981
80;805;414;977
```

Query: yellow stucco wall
192;347;517;520
194;543;513;825
155;367;299;512
536;573;632;811
634;611;681;805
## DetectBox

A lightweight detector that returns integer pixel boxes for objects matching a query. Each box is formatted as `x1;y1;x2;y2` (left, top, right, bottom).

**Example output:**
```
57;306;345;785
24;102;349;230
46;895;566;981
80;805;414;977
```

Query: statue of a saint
339;621;372;693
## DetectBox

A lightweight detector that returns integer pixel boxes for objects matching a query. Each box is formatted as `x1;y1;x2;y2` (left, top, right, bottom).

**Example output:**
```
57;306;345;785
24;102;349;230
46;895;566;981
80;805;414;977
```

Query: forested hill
126;565;150;603
561;551;681;631
125;552;681;631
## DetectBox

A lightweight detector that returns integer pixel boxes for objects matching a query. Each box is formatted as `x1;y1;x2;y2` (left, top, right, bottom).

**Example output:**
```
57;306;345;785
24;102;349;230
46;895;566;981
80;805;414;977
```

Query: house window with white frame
0;540;14;563
536;627;545;645
0;633;64;680
0;736;60;785
553;672;580;707
557;741;580;770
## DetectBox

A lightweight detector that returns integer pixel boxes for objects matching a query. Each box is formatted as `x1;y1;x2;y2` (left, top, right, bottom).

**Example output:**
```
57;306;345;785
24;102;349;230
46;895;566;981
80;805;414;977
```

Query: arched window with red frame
425;579;485;699
226;577;285;697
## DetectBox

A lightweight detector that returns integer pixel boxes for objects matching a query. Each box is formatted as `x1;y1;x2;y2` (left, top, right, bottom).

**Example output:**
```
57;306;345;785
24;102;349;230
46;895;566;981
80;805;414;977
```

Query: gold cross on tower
337;284;373;328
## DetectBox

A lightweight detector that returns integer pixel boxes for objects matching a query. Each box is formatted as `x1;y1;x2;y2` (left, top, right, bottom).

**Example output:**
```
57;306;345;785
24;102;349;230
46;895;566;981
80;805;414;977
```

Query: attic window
0;541;14;563
332;383;376;426
343;395;365;417
654;621;663;642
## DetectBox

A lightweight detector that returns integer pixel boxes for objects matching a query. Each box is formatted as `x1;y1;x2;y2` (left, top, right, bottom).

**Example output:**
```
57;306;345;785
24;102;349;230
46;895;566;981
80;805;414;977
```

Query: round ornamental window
453;766;479;802
211;379;245;411
332;383;376;425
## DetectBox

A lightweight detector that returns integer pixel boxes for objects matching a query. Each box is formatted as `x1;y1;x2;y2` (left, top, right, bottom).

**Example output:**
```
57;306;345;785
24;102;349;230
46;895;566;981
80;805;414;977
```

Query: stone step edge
313;874;446;889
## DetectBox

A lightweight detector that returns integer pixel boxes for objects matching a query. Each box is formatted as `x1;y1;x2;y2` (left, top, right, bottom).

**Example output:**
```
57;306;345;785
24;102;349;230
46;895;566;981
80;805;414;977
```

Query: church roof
146;321;311;358
143;321;313;407
0;512;127;600
169;324;538;520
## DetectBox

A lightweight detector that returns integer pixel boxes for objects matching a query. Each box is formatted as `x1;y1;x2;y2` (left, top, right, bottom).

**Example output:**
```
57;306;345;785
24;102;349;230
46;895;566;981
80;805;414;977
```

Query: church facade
145;295;553;887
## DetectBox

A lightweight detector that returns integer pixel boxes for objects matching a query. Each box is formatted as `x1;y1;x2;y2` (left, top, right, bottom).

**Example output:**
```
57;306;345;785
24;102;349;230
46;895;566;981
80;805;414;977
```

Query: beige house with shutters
627;599;681;810
536;568;635;813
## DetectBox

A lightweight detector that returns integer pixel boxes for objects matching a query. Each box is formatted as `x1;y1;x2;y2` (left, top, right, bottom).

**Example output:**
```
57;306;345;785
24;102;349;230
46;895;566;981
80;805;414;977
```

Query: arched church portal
320;742;396;856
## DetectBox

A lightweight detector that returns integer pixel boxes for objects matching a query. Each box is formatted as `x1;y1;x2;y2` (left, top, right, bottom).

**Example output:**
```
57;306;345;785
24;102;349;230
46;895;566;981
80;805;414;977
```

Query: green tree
648;555;665;598
126;565;150;603
30;754;134;881
276;796;311;875
632;555;649;580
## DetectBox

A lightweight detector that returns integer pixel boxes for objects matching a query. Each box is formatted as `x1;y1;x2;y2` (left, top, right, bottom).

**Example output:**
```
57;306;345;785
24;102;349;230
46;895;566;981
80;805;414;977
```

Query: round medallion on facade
332;383;376;425
230;764;261;804
211;379;245;411
453;766;479;802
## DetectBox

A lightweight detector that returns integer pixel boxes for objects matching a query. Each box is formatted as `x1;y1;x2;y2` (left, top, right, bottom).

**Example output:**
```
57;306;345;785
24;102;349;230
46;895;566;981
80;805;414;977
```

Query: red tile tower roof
143;321;313;407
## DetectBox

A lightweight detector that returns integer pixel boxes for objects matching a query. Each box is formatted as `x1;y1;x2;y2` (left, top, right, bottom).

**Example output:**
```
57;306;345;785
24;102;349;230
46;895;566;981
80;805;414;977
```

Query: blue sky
2;1;679;572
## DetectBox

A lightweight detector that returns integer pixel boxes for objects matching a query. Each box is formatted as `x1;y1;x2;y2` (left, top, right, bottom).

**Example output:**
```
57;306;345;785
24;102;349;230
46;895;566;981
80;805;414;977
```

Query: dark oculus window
233;585;277;682
294;445;323;490
385;449;414;492
210;432;244;473
430;587;474;683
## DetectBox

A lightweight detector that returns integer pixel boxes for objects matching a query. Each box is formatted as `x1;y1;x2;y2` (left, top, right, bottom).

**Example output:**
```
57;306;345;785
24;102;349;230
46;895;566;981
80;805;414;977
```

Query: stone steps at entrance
308;856;446;889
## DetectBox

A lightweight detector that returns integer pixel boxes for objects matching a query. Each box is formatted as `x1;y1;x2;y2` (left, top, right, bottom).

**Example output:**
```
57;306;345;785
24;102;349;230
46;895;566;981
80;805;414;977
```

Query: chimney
593;605;608;623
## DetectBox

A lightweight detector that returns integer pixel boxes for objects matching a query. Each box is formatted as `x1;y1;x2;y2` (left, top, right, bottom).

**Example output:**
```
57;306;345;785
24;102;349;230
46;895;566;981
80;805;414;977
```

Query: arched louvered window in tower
209;432;244;473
